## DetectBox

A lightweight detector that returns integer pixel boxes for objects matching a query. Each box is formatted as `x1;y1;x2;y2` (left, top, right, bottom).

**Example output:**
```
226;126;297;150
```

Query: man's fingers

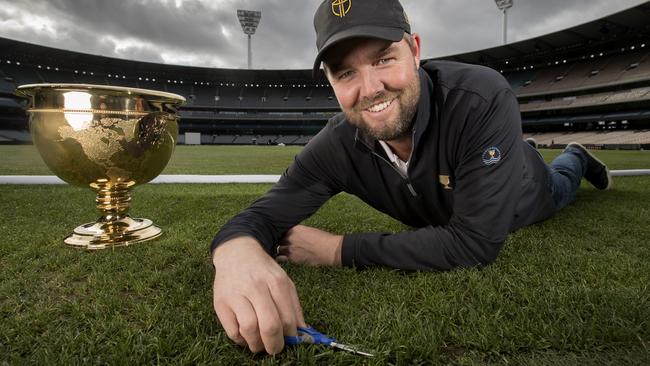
272;249;306;327
212;237;305;355
286;279;307;328
232;297;265;353
249;286;285;354
268;275;300;337
214;301;246;346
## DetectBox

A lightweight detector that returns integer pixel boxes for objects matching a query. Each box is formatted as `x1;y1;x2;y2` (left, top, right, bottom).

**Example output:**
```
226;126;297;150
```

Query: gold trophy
16;84;185;249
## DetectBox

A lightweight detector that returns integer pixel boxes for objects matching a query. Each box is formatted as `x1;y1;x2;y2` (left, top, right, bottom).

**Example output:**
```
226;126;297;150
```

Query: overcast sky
0;0;646;70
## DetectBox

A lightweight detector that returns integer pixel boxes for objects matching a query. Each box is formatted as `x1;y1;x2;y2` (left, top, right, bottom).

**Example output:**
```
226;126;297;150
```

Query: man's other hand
276;225;343;266
212;237;306;354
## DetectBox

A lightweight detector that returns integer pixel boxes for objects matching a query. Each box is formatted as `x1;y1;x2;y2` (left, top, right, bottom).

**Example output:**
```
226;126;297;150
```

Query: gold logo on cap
332;0;351;18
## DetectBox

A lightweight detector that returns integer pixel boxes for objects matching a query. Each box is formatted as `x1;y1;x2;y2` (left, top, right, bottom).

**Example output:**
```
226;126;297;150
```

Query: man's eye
338;71;353;80
377;58;393;65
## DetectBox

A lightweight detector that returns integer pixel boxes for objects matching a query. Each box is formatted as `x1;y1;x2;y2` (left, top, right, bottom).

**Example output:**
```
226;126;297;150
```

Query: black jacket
211;60;556;271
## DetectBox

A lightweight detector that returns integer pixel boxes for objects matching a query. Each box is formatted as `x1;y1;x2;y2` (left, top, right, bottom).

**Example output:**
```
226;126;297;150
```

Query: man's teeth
367;99;393;113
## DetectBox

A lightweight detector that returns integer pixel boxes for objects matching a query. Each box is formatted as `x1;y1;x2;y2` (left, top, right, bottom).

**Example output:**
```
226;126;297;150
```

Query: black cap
313;0;410;78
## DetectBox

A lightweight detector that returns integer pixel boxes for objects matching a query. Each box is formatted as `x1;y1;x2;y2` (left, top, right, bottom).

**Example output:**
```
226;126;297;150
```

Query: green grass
1;145;649;364
0;145;304;175
2;144;650;175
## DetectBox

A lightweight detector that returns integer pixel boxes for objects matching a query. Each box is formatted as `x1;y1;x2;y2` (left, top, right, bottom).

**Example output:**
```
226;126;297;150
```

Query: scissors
284;326;375;357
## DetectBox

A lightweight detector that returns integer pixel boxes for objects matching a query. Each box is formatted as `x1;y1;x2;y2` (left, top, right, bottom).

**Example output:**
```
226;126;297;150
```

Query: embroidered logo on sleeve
481;146;501;165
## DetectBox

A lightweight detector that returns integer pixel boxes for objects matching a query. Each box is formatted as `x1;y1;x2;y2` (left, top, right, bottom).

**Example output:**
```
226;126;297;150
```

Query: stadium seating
106;77;135;88
39;67;76;83
0;78;15;94
0;62;41;85
231;135;256;144
275;135;302;144
519;86;650;112
189;85;218;106
165;83;193;99
135;78;165;92
0;2;648;148
255;135;279;144
0;129;31;142
210;135;237;144
517;49;650;97
524;130;650;145
505;70;536;93
74;72;108;85
622;52;650;81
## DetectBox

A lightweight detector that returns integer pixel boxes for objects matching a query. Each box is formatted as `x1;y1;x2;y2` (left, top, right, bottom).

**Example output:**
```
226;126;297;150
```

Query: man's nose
359;68;384;100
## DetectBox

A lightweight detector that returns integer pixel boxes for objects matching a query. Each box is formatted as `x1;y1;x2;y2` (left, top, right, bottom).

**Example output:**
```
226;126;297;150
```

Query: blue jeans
546;146;587;211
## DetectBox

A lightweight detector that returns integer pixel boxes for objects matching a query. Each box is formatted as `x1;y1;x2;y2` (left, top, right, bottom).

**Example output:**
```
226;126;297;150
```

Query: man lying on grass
210;0;613;355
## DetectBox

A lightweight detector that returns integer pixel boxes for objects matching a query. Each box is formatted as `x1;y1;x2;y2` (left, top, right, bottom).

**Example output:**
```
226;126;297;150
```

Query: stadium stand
524;129;650;147
276;135;301;144
0;77;15;94
1;3;649;148
515;49;650;96
0;129;31;143
1;61;40;85
519;86;650;112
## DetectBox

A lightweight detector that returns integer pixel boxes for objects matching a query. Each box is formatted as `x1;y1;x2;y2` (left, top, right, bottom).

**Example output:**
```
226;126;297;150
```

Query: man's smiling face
324;34;421;141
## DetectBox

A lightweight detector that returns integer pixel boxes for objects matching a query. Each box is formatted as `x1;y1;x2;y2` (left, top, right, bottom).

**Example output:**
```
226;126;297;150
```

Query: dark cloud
249;0;317;69
39;0;241;58
0;0;645;69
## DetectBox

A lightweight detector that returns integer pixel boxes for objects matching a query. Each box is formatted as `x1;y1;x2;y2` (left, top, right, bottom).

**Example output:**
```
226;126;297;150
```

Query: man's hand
276;225;343;266
212;236;306;354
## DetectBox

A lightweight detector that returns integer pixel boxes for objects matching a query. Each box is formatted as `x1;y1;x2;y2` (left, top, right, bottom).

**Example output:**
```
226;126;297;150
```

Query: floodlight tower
237;9;262;69
494;0;513;44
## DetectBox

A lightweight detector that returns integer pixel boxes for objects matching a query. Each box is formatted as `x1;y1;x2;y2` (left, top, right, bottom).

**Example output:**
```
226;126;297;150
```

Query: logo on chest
439;175;453;190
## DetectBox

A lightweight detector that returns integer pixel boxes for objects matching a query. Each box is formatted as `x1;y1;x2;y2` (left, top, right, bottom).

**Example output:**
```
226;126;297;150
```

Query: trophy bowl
16;84;185;249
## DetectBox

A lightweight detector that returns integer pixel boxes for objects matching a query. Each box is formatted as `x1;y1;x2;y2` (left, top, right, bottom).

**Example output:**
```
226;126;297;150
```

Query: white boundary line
0;170;649;184
610;169;650;177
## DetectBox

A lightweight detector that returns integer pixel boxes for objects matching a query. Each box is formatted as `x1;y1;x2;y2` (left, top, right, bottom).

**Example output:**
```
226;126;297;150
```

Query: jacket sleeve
210;125;343;255
341;88;524;271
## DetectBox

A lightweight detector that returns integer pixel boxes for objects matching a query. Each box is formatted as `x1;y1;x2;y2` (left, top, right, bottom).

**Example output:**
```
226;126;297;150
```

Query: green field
3;144;650;174
1;145;649;365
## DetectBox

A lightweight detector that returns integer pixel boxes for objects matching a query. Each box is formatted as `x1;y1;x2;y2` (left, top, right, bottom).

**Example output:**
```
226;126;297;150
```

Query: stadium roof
1;2;649;82
442;2;650;71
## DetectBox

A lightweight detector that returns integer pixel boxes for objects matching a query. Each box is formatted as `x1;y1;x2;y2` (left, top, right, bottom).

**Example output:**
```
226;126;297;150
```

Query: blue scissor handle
284;326;336;345
283;334;303;345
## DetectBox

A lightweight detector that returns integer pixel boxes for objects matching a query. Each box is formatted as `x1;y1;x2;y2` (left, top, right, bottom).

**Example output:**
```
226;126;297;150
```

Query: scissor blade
330;341;375;357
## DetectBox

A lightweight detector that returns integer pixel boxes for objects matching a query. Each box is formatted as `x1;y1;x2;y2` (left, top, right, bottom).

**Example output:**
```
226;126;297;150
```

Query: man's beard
344;69;420;141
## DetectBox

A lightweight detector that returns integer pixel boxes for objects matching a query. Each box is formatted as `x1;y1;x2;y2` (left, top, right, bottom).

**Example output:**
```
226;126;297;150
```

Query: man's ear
411;33;421;69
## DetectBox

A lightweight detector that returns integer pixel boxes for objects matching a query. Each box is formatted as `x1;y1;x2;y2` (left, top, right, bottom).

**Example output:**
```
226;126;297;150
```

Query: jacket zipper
356;129;420;197
369;150;419;197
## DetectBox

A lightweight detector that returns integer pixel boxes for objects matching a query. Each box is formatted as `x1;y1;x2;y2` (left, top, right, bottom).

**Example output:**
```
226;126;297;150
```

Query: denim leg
547;147;587;211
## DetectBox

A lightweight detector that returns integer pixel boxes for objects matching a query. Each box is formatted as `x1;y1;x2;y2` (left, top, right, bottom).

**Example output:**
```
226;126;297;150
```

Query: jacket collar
353;67;435;153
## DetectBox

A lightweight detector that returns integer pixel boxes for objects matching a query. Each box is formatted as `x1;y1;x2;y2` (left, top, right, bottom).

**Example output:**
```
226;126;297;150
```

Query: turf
2;144;650;175
1;145;649;365
0;145;304;175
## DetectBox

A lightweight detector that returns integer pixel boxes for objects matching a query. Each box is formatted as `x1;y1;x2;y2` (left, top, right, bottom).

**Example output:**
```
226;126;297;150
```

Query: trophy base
64;216;162;250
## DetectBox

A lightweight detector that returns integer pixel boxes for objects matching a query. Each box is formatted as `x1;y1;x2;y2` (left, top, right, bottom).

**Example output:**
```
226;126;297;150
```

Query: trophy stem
63;180;162;249
95;180;133;221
